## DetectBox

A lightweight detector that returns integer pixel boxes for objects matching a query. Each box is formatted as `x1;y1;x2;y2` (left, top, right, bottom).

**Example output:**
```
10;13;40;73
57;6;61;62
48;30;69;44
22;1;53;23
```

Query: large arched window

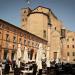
28;49;34;60
4;48;8;60
30;49;34;60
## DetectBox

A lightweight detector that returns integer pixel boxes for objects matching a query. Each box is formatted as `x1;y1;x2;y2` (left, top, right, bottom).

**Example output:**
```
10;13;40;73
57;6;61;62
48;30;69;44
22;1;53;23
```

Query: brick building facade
0;19;47;61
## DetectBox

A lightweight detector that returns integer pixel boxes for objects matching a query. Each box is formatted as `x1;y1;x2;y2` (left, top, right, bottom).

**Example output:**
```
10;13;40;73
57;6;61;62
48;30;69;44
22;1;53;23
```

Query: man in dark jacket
32;62;37;75
4;60;10;75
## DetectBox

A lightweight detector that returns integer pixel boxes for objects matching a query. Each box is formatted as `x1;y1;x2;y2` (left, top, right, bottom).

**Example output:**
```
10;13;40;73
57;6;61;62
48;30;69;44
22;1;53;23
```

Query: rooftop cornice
0;19;48;42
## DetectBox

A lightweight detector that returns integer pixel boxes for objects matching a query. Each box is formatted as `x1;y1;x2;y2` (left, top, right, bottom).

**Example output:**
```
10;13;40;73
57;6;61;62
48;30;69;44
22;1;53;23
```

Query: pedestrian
46;60;50;75
0;60;2;75
14;59;21;75
12;60;16;70
37;61;42;75
55;63;59;75
4;59;10;75
32;62;37;75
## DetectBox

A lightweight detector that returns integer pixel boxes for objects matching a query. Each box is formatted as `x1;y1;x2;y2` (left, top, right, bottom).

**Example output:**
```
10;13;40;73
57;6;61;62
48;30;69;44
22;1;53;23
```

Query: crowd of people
0;58;75;75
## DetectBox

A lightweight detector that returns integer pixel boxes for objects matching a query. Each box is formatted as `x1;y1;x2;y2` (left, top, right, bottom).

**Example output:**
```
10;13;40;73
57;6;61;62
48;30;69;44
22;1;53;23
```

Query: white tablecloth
21;70;33;75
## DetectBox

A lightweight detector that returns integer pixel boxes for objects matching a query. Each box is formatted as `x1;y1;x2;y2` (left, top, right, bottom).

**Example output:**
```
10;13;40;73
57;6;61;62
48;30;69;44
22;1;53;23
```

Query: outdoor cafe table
21;70;33;75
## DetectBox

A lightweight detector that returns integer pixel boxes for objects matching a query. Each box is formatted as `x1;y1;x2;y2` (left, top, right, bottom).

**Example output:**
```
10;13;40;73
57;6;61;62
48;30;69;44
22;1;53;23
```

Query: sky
0;0;75;31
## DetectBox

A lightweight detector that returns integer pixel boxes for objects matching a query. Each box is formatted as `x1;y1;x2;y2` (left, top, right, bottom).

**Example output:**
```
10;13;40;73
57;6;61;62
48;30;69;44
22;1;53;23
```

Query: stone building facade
62;30;75;63
0;19;47;61
21;6;62;62
0;6;75;63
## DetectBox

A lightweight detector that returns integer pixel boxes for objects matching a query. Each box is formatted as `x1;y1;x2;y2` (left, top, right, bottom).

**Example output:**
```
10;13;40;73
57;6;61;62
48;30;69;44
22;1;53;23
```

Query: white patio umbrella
17;44;21;59
22;46;29;63
36;43;43;70
56;52;60;64
16;44;22;67
13;53;17;61
46;47;50;67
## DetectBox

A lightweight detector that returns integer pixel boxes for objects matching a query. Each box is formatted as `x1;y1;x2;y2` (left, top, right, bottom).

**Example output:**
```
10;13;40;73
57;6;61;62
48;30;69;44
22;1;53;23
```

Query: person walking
32;62;37;75
46;60;50;75
14;59;21;75
4;59;10;75
37;61;42;75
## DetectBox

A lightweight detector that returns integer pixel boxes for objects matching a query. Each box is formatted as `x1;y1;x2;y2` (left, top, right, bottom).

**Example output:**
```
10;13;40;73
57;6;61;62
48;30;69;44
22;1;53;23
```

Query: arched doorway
4;48;8;60
30;49;34;60
54;52;57;61
28;49;34;60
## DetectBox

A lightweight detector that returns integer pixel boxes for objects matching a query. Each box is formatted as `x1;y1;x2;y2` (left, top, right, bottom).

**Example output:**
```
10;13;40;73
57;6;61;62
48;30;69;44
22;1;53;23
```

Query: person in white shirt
46;60;50;75
37;60;42;75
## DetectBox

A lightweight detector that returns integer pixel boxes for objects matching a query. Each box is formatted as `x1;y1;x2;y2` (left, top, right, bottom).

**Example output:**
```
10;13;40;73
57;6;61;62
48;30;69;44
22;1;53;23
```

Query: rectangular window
20;33;22;37
24;33;26;38
24;40;26;46
32;42;34;46
72;38;74;41
4;48;8;59
28;35;31;40
11;51;14;60
55;27;56;30
67;52;70;56
28;41;30;46
13;45;14;49
13;44;17;50
54;52;57;60
67;45;69;48
13;36;16;43
43;30;46;38
73;52;75;56
35;43;38;47
72;45;74;48
6;34;10;41
61;29;65;38
19;38;22;44
73;59;75;61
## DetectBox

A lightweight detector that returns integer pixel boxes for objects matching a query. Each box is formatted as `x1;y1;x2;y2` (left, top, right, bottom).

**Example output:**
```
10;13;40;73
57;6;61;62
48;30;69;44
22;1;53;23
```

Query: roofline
21;6;58;20
0;19;48;42
50;10;58;20
33;6;51;11
30;6;58;20
27;12;49;20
